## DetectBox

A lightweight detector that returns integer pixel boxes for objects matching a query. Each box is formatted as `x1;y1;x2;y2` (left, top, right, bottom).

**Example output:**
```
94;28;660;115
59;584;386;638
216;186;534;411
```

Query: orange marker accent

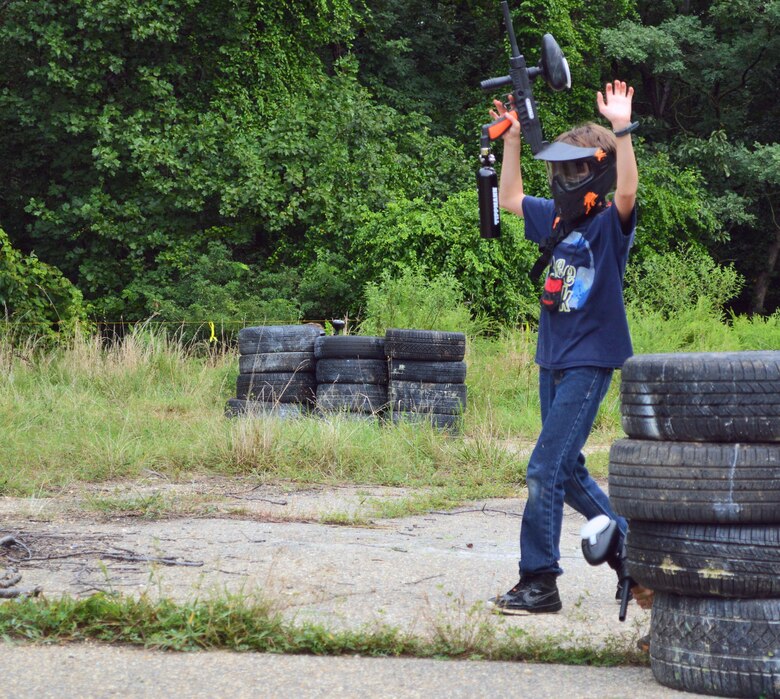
487;111;518;140
583;192;598;214
594;148;607;161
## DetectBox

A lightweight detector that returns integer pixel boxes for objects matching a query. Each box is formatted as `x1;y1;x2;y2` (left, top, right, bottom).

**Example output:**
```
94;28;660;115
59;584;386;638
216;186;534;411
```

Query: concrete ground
0;478;711;698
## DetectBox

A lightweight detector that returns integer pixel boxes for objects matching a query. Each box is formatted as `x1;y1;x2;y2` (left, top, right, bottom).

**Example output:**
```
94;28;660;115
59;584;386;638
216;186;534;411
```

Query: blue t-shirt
522;196;636;370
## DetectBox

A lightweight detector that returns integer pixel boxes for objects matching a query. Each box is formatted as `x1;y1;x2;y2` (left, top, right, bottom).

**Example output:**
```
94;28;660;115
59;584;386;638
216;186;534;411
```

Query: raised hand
597;81;634;131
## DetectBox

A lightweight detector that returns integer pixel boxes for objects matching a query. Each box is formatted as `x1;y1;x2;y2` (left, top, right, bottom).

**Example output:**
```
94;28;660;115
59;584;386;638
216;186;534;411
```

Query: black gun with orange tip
479;1;571;155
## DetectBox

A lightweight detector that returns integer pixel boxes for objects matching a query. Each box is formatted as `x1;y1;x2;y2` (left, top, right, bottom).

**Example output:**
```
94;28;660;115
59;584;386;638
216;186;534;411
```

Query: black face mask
547;149;617;228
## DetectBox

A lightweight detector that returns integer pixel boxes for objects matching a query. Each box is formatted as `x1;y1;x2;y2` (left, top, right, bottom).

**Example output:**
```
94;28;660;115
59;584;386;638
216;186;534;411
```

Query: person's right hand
489;96;521;146
631;584;654;610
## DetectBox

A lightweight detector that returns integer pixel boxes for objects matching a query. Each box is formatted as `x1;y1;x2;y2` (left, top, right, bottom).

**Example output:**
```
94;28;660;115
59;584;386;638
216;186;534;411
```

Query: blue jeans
519;366;627;577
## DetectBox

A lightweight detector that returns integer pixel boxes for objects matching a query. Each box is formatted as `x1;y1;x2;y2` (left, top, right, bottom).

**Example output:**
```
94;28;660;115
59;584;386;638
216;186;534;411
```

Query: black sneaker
488;574;562;615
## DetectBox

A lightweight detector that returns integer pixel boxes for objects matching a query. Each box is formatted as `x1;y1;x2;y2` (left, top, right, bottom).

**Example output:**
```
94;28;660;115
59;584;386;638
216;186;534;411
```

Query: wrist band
613;121;639;138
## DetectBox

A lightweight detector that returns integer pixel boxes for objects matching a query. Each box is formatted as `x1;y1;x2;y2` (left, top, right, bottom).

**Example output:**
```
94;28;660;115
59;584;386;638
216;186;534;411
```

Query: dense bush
0;228;88;337
0;1;469;323
0;0;776;331
358;268;483;336
624;244;748;354
348;190;539;324
144;241;303;335
624;244;743;319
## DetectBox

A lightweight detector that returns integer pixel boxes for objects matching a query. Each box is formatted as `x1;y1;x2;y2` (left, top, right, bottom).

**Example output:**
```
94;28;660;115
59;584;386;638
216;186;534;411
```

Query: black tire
389;359;467;383
650;592;780;698
388;381;467;415
620;351;780;442
385;328;466;361
225;398;308;419
608;439;780;524
316;383;388;413
621;380;780;400
626;521;780;598
622;350;780;383
315;359;388;385
391;411;463;432
622;398;780;414
238;324;324;355
235;372;316;403
313;335;385;359
621;414;780;443
238;352;315;374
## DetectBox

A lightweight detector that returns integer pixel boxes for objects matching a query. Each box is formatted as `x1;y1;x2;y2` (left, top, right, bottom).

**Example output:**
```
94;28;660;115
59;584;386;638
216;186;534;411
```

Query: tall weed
627;300;741;355
625;244;743;319
465;327;540;438
730;310;780;350
2;305;779;496
358;268;489;336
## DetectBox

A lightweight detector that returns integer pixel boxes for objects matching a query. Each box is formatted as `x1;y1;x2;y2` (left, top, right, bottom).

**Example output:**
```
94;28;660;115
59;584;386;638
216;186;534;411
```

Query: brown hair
555;122;616;155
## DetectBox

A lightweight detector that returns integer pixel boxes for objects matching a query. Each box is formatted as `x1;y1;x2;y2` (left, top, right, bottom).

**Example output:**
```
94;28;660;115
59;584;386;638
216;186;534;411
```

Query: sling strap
528;216;570;281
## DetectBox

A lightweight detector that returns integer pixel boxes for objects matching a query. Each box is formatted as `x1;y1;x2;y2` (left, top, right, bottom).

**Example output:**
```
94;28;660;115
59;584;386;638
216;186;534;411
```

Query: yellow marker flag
209;322;217;344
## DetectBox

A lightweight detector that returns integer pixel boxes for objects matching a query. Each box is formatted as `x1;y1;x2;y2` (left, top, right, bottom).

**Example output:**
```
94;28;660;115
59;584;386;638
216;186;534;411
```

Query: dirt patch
0;478;649;648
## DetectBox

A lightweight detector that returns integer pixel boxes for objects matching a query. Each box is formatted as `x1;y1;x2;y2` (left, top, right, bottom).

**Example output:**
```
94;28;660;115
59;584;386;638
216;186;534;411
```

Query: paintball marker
477;1;597;238
580;515;635;622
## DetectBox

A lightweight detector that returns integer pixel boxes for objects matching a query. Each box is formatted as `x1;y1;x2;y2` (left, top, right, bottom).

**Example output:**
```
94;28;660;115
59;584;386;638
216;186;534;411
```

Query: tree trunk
752;224;780;315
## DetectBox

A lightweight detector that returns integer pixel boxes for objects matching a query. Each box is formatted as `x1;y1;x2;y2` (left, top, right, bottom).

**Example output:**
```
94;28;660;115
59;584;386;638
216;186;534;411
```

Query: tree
602;0;780;313
0;0;362;318
353;0;636;148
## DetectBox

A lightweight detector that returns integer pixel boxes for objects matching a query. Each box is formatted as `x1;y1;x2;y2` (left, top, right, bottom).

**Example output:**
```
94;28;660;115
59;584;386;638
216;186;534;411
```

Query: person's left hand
597;80;634;131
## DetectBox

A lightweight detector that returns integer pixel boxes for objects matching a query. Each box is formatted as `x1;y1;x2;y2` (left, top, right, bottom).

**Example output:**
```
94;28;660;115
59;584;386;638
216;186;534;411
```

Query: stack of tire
385;328;468;432
225;324;323;418
314;335;388;420
608;351;780;699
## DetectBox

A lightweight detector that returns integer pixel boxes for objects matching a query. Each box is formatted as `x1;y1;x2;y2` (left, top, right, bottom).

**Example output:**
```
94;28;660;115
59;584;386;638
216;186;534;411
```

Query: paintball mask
546;148;616;228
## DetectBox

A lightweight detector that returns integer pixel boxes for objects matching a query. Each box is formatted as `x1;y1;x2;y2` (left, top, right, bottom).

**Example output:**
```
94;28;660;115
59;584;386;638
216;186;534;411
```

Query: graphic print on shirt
547;231;595;312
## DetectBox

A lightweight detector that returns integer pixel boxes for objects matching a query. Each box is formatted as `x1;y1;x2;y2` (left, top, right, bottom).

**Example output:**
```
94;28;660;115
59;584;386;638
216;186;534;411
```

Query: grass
4;302;775;498
3;308;772;664
0;325;624;499
0;326;578;497
0;592;648;666
81;491;224;520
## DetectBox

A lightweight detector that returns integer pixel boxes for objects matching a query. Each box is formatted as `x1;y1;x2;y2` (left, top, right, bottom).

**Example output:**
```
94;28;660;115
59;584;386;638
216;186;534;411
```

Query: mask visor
546;159;594;192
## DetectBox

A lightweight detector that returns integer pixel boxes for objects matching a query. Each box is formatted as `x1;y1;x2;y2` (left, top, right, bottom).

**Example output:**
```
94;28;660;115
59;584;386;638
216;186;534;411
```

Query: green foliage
601;1;780;313
625;245;747;354
0;0;469;321
729;310;780;351
353;0;510;143
350;190;539;324
297;251;355;322
633;145;723;253
627;301;742;355
0;228;88;336
359;268;480;336
261;56;471;255
0;0;387;321
134;240;302;335
0;0;775;325
353;0;636;147
625;244;743;319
